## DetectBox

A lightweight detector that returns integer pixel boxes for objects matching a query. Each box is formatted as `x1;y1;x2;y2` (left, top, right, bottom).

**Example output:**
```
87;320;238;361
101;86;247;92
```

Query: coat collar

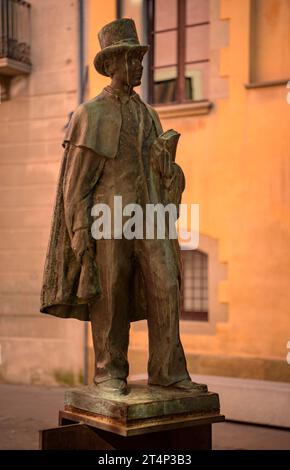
104;85;138;104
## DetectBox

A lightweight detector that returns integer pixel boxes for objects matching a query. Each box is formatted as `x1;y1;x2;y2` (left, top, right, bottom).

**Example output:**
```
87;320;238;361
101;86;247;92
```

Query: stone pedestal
39;381;224;450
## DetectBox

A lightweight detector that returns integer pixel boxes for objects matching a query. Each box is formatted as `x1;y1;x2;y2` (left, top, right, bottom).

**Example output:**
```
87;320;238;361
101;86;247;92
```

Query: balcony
0;0;31;99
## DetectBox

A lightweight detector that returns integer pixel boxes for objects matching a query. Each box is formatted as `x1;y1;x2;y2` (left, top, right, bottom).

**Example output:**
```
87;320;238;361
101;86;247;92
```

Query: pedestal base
64;382;220;431
39;381;225;450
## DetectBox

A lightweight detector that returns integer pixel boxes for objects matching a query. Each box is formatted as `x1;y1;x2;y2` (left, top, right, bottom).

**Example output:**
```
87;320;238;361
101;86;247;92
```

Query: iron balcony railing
0;0;31;65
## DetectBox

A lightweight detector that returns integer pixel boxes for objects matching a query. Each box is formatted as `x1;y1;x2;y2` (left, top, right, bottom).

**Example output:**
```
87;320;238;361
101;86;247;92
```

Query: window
146;0;210;104
180;249;208;321
0;0;31;65
0;0;31;100
250;0;290;84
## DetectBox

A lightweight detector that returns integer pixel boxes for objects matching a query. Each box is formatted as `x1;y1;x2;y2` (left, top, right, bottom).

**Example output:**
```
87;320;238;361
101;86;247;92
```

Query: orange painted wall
160;0;290;363
86;0;116;99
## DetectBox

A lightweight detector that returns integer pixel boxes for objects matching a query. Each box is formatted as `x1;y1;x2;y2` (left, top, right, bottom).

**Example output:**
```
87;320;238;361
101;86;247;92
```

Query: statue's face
125;50;144;86
108;49;144;87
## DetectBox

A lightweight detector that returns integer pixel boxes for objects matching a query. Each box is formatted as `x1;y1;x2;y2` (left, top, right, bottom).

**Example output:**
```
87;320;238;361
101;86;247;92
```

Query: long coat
40;90;185;322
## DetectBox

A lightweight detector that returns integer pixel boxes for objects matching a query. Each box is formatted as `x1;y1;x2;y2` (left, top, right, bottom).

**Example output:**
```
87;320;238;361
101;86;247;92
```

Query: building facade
0;0;290;424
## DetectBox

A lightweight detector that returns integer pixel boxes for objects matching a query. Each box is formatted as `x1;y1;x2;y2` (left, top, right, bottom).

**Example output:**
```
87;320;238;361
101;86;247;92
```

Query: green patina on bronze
40;18;217;400
65;382;220;422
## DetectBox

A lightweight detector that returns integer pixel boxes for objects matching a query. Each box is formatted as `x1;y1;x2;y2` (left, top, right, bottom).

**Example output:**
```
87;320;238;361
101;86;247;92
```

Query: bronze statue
40;18;207;396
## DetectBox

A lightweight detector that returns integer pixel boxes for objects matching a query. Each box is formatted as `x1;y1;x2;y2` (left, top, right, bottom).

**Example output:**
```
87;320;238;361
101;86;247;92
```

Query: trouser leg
135;238;191;386
89;238;133;383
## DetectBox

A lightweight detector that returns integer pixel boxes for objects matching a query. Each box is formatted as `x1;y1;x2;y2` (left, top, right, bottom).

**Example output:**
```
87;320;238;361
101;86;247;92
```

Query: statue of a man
40;18;206;396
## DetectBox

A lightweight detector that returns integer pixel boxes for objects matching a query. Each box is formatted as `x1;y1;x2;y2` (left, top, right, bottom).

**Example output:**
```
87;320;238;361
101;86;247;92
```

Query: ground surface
0;383;290;450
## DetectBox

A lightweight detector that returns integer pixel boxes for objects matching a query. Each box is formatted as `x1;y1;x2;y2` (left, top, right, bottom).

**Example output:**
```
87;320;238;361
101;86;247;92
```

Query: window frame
180;249;209;322
146;0;210;105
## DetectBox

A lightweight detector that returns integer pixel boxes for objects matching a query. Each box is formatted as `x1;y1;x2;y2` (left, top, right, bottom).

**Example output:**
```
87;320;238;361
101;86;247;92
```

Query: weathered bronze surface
40;18;214;398
64;382;220;424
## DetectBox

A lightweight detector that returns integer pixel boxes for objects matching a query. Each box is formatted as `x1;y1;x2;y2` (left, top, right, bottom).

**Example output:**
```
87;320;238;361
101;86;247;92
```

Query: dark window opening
180;249;208;321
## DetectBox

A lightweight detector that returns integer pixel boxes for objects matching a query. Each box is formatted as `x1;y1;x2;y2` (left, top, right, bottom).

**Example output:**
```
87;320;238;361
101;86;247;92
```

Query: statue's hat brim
94;42;149;77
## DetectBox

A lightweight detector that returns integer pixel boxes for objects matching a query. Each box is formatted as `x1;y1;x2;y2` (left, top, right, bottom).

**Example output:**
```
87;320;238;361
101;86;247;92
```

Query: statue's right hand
71;228;95;263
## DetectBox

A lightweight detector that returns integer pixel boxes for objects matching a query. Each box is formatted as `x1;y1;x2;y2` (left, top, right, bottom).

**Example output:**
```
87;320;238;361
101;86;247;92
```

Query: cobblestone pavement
0;384;290;450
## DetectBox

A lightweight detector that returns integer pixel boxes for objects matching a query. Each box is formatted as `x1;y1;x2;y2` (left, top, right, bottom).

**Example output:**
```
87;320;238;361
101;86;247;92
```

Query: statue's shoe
171;379;208;392
94;378;129;395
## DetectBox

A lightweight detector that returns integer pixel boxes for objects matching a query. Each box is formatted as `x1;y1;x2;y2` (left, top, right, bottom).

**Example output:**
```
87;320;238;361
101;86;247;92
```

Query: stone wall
0;0;84;385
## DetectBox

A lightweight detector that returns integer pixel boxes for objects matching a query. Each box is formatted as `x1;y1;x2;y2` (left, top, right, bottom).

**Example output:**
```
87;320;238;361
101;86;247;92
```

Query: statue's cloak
40;90;184;322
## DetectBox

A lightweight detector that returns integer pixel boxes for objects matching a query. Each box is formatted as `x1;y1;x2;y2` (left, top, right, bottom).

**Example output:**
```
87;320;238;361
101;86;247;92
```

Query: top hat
94;18;149;77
